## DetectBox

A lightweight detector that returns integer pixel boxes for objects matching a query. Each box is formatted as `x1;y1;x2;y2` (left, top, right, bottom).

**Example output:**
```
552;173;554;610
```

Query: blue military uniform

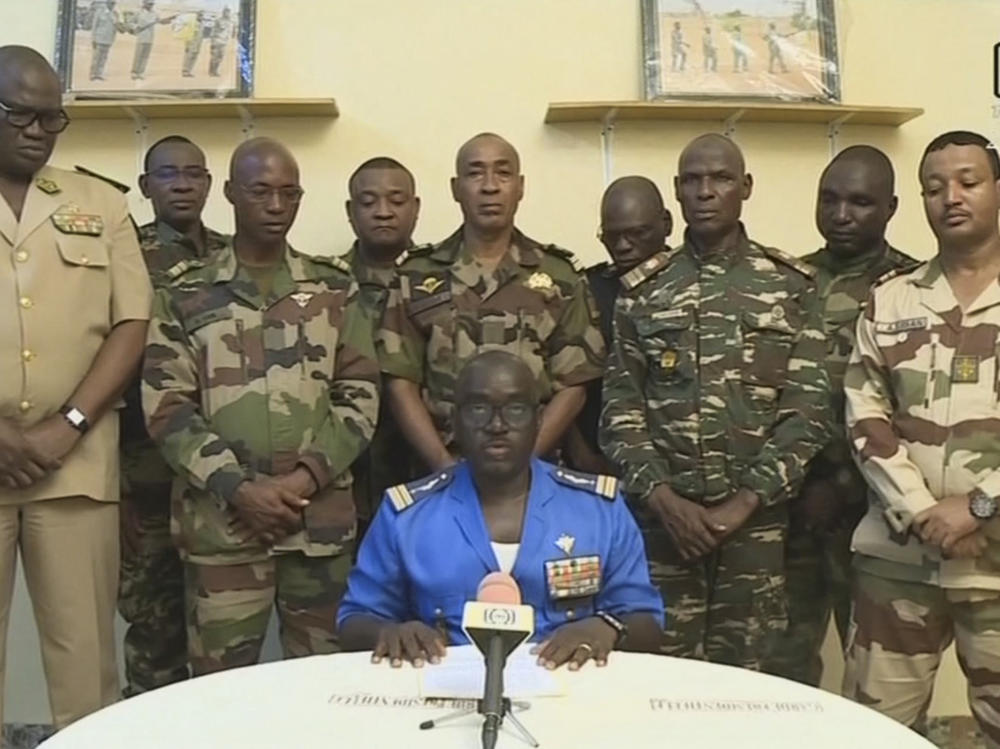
337;459;664;643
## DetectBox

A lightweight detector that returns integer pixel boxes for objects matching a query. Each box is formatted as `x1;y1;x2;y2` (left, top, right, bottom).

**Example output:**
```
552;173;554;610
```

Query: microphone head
477;571;522;605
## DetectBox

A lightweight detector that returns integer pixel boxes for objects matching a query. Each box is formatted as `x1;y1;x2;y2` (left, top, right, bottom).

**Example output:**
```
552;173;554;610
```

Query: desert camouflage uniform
118;220;227;696
377;227;605;456
142;242;378;675
764;242;917;686
600;228;832;670
843;257;1000;745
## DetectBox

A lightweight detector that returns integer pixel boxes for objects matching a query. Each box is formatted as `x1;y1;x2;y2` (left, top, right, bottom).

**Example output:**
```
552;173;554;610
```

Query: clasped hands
648;484;760;561
912;493;989;559
0;415;79;490
228;466;317;546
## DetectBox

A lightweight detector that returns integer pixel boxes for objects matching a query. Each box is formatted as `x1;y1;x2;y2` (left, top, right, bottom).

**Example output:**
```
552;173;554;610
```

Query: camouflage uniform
377;227;605;455
142;243;378;675
600;228;832;670
764;242;917;686
843;258;1000;745
119;221;228;695
340;243;416;522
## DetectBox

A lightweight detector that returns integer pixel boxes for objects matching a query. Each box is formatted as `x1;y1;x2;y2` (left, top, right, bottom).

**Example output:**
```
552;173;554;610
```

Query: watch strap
595;610;628;648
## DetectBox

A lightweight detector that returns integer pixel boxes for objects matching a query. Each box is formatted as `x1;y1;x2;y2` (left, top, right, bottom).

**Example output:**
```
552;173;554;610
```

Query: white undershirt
491;542;520;574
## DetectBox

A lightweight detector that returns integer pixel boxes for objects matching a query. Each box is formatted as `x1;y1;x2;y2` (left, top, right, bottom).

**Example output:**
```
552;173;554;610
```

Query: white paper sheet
419;644;565;699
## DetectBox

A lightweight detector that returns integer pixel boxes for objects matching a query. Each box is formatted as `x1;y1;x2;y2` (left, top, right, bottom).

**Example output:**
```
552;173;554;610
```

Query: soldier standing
208;7;235;78
762;146;917;686
843;131;1000;744
0;46;152;727
566;176;672;476
377;133;605;474
671;22;688;72
89;0;122;82
130;0;175;81
731;25;749;73
702;27;718;72
600;133;832;670
180;11;207;78
765;22;789;74
117;135;227;696
341;157;422;522
142;138;378;674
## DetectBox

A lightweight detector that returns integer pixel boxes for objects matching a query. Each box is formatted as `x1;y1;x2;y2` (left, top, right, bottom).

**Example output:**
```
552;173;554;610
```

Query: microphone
462;573;535;749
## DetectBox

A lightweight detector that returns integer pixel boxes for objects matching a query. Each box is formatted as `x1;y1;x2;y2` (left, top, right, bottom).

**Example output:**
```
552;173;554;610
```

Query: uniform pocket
741;309;796;388
56;234;110;268
637;309;693;382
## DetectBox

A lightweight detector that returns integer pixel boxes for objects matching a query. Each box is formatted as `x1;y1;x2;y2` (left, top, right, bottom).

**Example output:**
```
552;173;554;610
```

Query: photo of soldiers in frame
54;0;255;99
642;0;840;103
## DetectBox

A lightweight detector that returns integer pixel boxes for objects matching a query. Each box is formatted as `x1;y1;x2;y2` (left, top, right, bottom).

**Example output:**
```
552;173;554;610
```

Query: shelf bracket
124;106;149;184
827;113;854;158
601;107;619;186
236;105;255;140
722;109;745;139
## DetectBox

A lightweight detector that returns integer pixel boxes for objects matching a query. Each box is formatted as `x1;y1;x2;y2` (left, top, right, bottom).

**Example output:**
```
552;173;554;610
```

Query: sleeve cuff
739;467;784;507
297;454;331;491
206;464;253;506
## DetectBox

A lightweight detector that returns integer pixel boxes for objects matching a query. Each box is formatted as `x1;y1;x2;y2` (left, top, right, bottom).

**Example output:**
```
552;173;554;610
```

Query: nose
484;408;507;433
22;118;45;140
265;191;285;213
374;198;393;219
481;170;500;193
613;234;633;254
696;176;713;200
944;181;962;205
833;201;850;224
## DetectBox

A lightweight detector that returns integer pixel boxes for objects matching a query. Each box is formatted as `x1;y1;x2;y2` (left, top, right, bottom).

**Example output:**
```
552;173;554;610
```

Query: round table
42;646;935;748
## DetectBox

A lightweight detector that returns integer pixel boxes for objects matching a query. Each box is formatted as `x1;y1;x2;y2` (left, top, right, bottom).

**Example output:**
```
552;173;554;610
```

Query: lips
17;144;46;158
944;211;971;225
478;203;503;214
692;209;717;220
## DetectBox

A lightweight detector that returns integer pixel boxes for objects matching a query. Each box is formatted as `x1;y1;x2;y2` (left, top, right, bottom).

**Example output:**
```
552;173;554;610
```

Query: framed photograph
54;0;256;99
641;0;840;103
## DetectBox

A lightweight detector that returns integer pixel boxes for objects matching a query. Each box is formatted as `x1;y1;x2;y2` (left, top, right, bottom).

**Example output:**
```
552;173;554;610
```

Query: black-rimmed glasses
0;100;70;134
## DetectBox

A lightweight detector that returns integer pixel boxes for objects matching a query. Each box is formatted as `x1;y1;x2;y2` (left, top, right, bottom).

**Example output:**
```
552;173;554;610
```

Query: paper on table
419;644;565;699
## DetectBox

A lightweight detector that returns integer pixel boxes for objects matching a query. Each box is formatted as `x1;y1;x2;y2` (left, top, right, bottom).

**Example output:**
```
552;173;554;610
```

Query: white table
42;646;935;748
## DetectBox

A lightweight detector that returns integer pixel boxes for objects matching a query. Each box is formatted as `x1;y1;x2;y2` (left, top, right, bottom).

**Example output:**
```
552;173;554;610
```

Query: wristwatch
969;487;998;521
59;405;90;434
595;610;628;648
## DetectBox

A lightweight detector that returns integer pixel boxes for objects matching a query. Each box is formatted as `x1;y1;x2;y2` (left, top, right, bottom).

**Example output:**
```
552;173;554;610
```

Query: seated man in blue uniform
338;350;664;670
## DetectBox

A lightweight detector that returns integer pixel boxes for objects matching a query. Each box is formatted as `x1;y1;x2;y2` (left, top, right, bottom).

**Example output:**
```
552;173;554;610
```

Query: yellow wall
4;0;999;722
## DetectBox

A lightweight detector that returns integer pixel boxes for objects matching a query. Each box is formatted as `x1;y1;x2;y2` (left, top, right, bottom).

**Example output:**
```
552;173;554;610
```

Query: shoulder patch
552;467;618;501
308;253;352;275
873;265;916;289
755;244;816;279
165;258;206;282
541;244;582;272
395;243;434;267
621;248;679;291
386;466;458;512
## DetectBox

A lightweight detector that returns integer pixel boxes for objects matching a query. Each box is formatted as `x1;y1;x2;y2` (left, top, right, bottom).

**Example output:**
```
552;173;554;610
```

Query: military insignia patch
51;212;104;236
555;534;575;556
527;272;553;291
771;305;785;320
952;355;980;383
414;277;445;295
35;177;61;195
874;317;926;334
290;292;314;308
545;555;601;600
660;349;678;372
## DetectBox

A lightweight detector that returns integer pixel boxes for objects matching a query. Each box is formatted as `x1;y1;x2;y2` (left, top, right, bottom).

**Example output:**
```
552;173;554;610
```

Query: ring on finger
576;643;594;656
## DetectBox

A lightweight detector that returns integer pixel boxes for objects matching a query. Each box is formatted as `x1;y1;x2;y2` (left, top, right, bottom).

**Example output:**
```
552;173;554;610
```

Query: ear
673;175;681;203
413;195;422;221
450;176;459;203
223;179;235;206
742;172;754;200
516;174;525;202
204;172;213;194
886;195;899;222
662;208;674;239
138;174;150;199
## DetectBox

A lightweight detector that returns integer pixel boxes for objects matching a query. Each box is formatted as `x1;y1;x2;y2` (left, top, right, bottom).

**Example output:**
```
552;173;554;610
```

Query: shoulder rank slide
874;263;921;289
542;244;582;272
386;466;457;512
35;177;61;195
756;244;816;279
553;467;618;501
621;248;676;291
395;243;434;267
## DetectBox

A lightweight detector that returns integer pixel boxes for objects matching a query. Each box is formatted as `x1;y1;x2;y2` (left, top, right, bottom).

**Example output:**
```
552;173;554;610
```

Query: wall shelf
63;97;339;121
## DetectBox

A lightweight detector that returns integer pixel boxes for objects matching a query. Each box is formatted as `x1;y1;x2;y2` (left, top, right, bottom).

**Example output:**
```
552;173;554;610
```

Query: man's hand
230;477;309;545
371;621;447;668
272;466;318;498
24;415;81;465
914;494;982;551
943;530;988;559
648;484;723;560
0;417;62;489
705;488;761;543
793;477;845;532
531;617;618;671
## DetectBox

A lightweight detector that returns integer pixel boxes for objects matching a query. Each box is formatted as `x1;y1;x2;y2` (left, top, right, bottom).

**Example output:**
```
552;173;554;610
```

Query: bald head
455;133;520;175
0;46;57;83
225;137;302;247
600;176;672;272
452;133;524;236
678;133;746;176
456;350;537;404
675;133;752;240
816;145;898;257
0;46;63;179
229;137;298;182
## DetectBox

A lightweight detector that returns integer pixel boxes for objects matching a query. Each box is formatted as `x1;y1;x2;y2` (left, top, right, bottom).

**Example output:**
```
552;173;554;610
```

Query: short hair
920;130;1000;181
143;135;198;173
347;157;415;196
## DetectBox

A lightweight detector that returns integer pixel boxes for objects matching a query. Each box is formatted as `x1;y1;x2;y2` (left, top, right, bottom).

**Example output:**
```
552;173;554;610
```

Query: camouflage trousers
118;478;188;696
762;521;855;686
184;551;351;675
643;504;787;670
843;564;1000;748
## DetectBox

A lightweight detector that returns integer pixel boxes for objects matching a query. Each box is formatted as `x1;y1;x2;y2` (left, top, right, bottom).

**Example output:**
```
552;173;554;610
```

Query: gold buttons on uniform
18;400;31;412
19;297;32;309
80;256;90;265
14;251;28;263
21;350;34;362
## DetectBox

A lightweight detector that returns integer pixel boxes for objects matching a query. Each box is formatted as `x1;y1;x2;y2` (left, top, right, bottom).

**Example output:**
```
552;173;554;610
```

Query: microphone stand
419;698;538;747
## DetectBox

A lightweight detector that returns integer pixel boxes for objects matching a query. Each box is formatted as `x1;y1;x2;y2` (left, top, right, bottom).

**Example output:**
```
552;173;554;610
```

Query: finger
10;470;35;488
24;445;60;472
593;641;613;666
372;635;390;664
399;628;426;667
535;637;559;664
0;473;16;489
544;638;580;670
386;632;403;668
530;640;549;657
276;487;310;509
415;628;446;663
19;460;47;482
568;644;593;672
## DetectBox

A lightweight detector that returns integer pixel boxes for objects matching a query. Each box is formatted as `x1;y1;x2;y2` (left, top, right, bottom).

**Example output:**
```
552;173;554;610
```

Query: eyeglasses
238;184;305;204
146;166;210;182
0;100;70;134
458;400;536;429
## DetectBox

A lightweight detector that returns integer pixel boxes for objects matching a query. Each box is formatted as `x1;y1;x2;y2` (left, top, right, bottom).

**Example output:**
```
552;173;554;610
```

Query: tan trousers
0;497;119;730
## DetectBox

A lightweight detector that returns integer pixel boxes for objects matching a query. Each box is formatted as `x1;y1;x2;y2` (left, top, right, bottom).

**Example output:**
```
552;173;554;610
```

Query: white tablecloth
42;646;934;748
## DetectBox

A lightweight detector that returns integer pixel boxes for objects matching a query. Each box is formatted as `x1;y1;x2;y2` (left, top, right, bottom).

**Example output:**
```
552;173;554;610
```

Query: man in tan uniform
0;46;152;728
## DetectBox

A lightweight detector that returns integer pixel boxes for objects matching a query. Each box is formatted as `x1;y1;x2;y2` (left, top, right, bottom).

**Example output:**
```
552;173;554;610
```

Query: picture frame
641;0;841;103
54;0;256;100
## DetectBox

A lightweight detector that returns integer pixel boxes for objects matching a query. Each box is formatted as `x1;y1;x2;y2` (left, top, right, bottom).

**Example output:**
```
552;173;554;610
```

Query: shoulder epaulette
165;258;206;281
541;244;582;272
395;243;434;267
552;467;618;501
308;253;352;275
74;165;131;195
386;465;457;512
755;244;816;279
621;247;679;291
873;264;919;289
886;246;921;273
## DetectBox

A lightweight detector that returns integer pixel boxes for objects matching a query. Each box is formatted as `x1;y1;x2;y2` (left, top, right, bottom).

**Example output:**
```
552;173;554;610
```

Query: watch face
971;492;998;520
66;409;84;426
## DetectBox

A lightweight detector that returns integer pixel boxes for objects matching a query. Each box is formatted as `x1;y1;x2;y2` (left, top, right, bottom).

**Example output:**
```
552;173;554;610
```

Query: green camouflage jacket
846;257;1000;590
377;227;605;447
142;242;379;565
801;242;918;497
340;242;399;326
600;229;833;506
